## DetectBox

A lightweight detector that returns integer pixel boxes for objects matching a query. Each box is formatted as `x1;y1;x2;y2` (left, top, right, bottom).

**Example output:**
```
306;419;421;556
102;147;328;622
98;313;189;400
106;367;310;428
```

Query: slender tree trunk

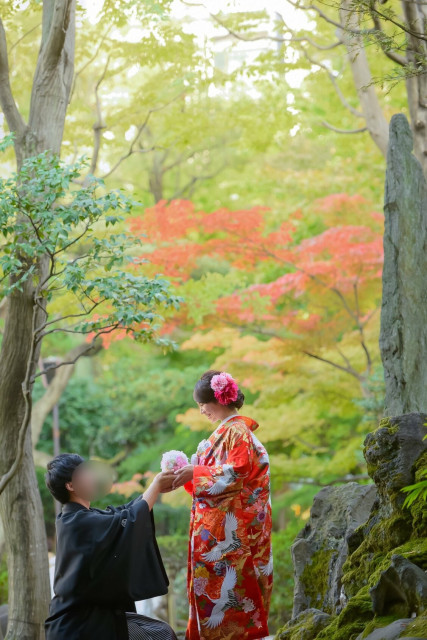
149;150;164;202
0;265;51;640
0;2;76;638
339;0;389;157
402;0;427;178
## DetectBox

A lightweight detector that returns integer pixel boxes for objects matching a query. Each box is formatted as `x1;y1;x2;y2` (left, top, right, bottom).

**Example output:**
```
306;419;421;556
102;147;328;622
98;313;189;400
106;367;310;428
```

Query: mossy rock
315;586;374;640
400;611;427;637
363;414;427;513
344;536;427;600
275;608;331;640
342;512;414;597
300;549;335;612
359;615;408;638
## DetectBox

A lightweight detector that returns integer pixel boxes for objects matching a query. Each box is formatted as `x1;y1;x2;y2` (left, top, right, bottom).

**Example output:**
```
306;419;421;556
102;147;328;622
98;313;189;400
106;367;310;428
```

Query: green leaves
0;150;180;346
401;470;427;507
402;432;427;508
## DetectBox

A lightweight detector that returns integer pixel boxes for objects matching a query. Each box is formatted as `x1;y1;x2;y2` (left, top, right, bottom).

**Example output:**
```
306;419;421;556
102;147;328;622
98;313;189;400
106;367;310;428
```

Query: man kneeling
45;453;178;640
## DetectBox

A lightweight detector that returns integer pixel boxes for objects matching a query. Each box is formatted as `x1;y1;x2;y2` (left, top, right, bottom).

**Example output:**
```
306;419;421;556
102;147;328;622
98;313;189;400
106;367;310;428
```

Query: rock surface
277;608;331;640
291;483;377;617
363;413;427;515
275;413;427;640
380;113;427;416
356;619;413;640
370;555;427;617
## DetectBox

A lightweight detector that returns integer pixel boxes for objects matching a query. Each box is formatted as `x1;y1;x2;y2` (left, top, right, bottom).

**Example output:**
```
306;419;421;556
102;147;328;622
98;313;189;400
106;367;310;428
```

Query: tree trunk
401;0;427;179
339;0;389;157
31;341;102;449
0;264;51;640
149;150;164;202
0;2;76;638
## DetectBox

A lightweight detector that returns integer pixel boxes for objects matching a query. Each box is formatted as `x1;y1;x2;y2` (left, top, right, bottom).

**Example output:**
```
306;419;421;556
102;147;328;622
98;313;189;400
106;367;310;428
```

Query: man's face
67;462;112;502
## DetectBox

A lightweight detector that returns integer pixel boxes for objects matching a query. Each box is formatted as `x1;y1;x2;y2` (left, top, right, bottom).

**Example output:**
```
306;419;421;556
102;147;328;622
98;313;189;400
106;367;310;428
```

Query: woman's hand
172;464;194;489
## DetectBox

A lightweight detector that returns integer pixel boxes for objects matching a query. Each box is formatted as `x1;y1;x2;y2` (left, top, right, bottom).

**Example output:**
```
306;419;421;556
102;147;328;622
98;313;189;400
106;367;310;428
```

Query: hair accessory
210;372;239;405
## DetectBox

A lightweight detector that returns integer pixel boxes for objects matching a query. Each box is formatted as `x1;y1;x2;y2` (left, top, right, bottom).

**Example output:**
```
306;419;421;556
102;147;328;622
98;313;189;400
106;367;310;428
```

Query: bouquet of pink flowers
160;450;189;473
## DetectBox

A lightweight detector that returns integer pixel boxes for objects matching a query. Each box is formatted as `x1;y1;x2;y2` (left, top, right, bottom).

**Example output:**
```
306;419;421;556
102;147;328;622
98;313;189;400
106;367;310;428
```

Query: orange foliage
125;194;383;347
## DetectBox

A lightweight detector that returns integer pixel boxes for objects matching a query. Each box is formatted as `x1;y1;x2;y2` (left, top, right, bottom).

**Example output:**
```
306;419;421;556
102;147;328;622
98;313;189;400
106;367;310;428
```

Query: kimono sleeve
192;425;253;498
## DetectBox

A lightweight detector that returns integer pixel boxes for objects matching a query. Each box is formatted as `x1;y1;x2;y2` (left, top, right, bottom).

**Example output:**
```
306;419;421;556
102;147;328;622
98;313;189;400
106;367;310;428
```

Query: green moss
389;537;427;571
300;549;334;613
276;612;316;640
276;614;312;640
377;416;397;433
342;512;413;596
400;612;427;637
316;587;373;640
360;616;402;638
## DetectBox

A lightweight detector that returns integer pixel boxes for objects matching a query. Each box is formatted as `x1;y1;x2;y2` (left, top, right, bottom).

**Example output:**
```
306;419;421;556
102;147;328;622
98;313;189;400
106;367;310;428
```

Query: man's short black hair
45;453;85;504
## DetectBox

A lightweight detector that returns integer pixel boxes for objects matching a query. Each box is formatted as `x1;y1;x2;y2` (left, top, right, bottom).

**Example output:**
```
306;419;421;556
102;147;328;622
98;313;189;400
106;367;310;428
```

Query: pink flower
210;372;239;405
160;450;189;472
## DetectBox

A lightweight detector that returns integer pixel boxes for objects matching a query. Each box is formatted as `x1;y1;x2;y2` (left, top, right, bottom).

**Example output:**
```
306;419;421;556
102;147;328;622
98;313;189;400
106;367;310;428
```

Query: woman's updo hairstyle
194;370;245;409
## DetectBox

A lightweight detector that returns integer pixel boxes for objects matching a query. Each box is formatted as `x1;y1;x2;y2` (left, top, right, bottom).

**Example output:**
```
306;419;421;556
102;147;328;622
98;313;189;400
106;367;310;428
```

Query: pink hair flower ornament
210;372;239;405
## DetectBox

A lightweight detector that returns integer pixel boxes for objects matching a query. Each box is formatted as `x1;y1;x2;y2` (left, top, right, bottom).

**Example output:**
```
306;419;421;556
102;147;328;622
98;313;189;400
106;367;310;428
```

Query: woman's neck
218;410;239;425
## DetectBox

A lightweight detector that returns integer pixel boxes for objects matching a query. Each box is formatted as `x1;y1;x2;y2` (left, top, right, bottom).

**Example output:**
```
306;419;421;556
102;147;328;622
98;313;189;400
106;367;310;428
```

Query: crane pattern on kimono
206;464;238;496
259;549;273;577
202;512;242;562
203;566;239;629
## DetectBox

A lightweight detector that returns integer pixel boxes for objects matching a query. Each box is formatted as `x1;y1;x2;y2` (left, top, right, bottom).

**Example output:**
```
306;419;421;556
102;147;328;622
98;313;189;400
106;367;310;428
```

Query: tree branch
286;0;373;34
168;163;227;201
0;18;26;135
321;120;368;133
99;92;185;180
211;11;343;50
9;23;42;55
369;11;407;66
302;349;363;380
301;47;364;118
31;340;103;446
70;25;111;102
89;55;110;175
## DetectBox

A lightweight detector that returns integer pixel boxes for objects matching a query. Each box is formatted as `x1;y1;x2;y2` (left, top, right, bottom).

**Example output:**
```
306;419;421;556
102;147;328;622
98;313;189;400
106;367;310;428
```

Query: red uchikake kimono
184;414;273;640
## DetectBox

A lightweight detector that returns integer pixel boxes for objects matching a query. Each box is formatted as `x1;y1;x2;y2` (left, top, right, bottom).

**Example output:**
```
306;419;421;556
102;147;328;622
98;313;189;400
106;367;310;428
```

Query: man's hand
155;472;176;493
172;464;194;490
143;472;175;510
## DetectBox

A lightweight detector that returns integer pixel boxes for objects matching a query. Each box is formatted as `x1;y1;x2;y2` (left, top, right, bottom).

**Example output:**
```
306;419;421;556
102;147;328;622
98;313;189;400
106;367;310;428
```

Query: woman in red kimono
173;370;273;640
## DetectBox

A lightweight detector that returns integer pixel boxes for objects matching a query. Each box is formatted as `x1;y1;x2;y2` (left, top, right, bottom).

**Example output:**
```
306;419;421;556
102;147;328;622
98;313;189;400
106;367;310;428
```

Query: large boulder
363;413;427;515
343;413;427;600
290;482;377;617
276;413;427;640
276;608;331;640
380;113;427;416
356;619;414;640
370;555;427;617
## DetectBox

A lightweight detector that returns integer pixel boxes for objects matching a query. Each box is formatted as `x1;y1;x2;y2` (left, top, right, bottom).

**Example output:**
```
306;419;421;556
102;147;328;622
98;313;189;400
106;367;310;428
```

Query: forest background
0;0;409;632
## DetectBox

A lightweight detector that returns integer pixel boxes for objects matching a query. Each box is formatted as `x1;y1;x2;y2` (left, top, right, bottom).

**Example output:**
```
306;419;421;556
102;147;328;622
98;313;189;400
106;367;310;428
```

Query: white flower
242;597;255;613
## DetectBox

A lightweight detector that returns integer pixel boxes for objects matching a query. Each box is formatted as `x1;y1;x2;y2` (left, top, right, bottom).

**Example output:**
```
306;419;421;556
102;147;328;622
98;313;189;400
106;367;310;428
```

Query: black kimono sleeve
45;498;169;640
